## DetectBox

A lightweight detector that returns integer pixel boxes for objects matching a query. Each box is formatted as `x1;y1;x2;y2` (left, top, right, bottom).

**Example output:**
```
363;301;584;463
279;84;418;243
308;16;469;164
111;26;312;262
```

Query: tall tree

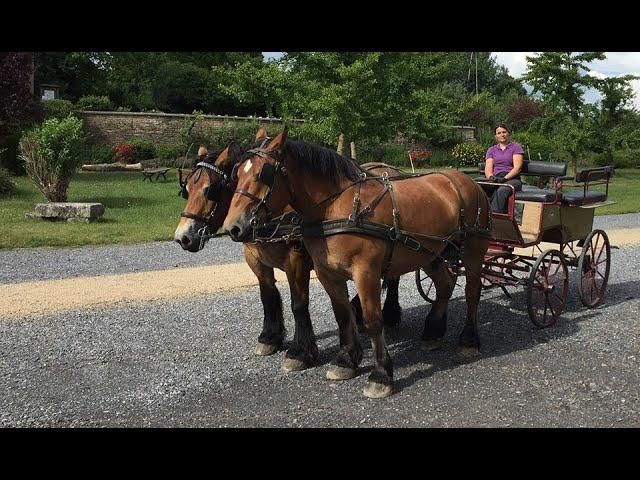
522;52;606;121
595;74;639;163
34;52;109;102
522;52;607;174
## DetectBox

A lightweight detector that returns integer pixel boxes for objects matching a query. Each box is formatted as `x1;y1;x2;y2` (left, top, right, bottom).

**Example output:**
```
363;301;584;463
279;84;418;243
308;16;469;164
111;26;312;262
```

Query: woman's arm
504;154;523;180
485;158;494;178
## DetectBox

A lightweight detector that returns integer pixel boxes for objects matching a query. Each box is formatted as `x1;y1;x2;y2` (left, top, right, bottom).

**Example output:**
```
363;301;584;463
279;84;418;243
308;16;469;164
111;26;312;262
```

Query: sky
263;52;640;109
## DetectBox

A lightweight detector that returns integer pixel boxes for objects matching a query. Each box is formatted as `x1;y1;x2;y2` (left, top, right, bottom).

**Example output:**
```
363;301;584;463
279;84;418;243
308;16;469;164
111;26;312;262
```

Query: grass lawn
1;168;639;250
1;171;186;249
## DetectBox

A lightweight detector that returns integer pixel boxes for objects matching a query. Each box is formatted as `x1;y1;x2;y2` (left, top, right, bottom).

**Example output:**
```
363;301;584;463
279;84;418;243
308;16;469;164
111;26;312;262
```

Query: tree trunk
350;141;357;160
337;133;345;155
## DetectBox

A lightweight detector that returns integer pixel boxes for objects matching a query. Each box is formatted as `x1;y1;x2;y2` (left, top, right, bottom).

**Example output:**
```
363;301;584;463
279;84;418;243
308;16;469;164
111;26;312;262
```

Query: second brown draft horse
174;129;402;372
224;127;491;398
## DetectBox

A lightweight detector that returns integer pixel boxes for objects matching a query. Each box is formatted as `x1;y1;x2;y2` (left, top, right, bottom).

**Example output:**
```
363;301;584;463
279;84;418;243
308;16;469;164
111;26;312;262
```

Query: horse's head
174;140;246;252
224;126;292;242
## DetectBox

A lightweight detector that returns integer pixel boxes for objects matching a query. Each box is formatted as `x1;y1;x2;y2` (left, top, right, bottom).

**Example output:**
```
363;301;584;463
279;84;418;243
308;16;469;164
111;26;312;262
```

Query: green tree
34;52;110;102
595;74;640;163
522;52;607;174
522;52;606;121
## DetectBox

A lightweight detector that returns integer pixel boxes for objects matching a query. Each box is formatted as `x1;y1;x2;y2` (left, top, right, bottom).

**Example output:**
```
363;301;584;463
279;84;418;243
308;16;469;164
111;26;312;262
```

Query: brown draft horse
224;127;491;398
174;129;402;372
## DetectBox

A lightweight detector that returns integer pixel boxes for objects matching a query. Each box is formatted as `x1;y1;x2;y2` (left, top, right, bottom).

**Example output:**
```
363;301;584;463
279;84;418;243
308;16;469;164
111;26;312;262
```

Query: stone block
28;203;105;223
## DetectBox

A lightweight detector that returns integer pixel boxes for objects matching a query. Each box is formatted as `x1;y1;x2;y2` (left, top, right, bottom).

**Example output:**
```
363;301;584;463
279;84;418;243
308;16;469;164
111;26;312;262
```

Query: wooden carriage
416;161;615;328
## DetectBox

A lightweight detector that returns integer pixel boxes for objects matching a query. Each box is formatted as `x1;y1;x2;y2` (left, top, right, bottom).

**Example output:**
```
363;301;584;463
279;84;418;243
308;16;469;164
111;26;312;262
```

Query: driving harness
235;146;492;275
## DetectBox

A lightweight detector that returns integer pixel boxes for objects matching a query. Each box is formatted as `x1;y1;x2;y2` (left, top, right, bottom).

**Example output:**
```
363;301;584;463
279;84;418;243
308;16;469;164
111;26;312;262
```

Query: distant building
39;84;60;100
449;125;475;141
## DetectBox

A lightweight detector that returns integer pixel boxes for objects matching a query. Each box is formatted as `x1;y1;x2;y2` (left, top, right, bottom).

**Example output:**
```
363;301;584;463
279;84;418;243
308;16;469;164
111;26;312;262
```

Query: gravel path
1;213;639;285
0;235;244;285
1;214;639;427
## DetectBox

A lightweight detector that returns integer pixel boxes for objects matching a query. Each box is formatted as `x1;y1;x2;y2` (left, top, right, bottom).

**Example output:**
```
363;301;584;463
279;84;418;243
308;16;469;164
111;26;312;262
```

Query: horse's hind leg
315;268;363;381
282;255;318;372
353;268;394;398
421;260;455;351
352;276;401;330
245;248;285;356
382;276;402;327
457;238;488;357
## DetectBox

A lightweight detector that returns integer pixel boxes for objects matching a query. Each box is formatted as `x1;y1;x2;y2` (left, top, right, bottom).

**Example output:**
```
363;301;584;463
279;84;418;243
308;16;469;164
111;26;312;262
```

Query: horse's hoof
363;381;393;399
282;357;311;372
421;339;443;352
326;365;357;381
456;345;480;358
255;342;279;356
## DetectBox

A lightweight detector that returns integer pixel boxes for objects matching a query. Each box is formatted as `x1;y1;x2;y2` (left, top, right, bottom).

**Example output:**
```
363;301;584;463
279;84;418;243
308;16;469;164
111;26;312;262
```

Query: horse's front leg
244;246;285;356
281;252;318;372
353;267;394;398
315;268;363;381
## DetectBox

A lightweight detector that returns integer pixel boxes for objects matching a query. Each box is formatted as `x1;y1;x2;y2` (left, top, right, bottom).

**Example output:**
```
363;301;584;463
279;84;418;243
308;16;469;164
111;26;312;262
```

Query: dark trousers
482;177;522;214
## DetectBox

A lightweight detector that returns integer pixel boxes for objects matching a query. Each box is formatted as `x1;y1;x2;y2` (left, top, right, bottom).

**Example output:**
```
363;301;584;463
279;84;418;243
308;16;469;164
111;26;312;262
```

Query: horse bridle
179;159;232;229
232;147;294;227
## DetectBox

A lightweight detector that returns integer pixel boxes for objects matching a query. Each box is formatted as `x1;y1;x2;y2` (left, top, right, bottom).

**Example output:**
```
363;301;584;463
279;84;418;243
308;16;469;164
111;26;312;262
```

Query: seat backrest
478;160;567;177
575;165;615;183
522;161;567;176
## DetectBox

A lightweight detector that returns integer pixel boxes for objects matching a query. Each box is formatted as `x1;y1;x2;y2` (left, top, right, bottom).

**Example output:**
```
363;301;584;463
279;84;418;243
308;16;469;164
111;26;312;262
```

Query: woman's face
495;127;509;142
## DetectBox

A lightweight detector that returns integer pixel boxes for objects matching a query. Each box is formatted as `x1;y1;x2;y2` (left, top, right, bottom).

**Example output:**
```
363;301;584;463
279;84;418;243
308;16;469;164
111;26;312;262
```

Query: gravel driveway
1;213;639;427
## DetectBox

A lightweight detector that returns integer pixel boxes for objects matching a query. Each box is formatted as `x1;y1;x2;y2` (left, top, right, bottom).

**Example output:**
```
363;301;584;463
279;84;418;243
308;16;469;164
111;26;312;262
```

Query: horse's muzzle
225;219;252;242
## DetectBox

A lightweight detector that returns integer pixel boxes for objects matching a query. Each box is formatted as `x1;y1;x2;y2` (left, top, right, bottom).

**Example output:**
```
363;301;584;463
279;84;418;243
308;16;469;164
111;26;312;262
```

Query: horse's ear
267;125;288;151
255;127;268;140
216;145;231;166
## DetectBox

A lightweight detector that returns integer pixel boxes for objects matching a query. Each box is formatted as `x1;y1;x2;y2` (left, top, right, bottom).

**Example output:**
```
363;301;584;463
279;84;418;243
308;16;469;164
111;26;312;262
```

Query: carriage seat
560;166;614;206
515;185;562;202
476;160;568;203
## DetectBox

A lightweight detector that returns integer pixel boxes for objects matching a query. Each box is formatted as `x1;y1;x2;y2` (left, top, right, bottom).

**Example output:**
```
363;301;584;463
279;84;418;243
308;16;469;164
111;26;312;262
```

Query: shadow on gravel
274;277;639;391
377;278;639;394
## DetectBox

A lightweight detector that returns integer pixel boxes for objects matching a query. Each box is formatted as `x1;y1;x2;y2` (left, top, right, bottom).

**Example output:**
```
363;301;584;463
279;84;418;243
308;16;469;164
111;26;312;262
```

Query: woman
483;123;524;214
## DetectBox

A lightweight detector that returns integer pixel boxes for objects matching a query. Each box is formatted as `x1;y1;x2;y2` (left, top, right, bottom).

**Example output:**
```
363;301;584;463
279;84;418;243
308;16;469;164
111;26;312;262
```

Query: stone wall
79;111;302;147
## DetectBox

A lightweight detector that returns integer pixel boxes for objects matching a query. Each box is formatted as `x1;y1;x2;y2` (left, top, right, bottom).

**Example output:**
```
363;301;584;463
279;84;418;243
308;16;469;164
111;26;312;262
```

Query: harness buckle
401;235;423;252
388;227;398;241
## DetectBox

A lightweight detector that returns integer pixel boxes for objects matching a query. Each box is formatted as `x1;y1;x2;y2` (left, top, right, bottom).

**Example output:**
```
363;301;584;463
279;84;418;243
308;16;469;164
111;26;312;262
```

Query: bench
142;168;171;182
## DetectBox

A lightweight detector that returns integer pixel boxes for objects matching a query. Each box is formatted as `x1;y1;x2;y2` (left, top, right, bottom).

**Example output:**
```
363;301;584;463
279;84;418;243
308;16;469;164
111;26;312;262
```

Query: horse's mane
284;140;373;183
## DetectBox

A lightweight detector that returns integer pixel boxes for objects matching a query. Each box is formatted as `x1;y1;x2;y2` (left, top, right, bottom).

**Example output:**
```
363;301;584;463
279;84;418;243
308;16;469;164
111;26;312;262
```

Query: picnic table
142;168;170;182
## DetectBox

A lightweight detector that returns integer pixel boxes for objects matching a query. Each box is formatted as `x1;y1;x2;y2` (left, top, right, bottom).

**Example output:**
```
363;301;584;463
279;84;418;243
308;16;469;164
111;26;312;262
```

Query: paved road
1;214;639;427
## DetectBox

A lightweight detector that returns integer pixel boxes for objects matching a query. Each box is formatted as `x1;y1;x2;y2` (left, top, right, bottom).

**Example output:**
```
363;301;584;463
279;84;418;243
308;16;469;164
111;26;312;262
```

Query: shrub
594;149;640;168
76;95;113;111
19;115;86;202
127;138;156;161
156;143;184;161
41;99;76;120
85;144;114;164
408;149;433;168
0;166;15;196
450;141;486;168
112;143;135;164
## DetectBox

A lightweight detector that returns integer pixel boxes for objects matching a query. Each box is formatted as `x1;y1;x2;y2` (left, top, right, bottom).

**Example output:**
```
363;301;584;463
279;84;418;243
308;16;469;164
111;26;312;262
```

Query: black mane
284;140;373;183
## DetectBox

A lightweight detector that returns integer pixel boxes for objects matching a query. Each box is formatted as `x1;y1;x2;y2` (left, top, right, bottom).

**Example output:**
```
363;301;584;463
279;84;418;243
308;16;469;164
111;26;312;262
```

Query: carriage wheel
578;229;611;308
415;268;458;304
526;249;568;328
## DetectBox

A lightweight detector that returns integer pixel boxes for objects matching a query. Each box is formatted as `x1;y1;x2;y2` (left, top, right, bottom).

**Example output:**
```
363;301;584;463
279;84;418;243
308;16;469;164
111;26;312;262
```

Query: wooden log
82;162;143;172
